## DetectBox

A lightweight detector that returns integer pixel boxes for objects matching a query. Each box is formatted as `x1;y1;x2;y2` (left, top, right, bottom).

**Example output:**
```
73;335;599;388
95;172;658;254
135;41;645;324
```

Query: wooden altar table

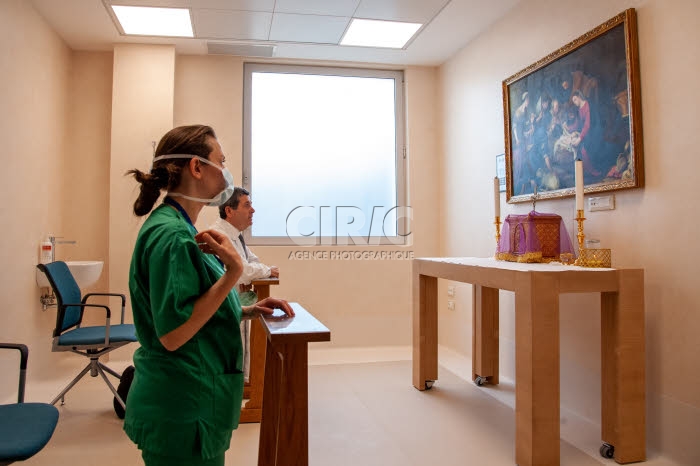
412;257;645;466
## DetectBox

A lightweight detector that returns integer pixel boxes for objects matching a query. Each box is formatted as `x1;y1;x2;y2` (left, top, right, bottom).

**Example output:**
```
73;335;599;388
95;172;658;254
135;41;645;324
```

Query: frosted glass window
243;64;407;245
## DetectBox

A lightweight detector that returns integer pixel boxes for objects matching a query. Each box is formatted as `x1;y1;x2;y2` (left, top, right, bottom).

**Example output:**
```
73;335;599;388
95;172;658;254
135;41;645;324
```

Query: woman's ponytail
126;166;170;216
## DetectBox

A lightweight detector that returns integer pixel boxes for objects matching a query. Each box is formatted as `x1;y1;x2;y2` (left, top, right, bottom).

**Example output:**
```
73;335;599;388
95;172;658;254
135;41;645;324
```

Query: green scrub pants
142;451;225;466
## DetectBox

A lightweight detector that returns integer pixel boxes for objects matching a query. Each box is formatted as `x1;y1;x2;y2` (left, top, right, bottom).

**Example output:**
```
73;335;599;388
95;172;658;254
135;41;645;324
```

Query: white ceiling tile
269;13;350;44
274;0;360;17
192;9;272;40
354;0;450;23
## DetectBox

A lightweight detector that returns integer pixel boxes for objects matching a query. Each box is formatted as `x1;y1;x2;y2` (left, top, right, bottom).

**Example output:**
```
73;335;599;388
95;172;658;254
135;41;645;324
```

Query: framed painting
503;8;643;203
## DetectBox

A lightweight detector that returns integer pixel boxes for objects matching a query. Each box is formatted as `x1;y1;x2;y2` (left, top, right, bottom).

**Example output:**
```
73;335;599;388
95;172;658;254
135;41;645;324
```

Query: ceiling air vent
207;42;275;58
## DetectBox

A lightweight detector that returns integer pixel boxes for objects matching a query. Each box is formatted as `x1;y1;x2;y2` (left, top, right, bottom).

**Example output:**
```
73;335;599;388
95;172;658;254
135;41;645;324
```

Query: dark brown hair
218;187;250;219
126;125;217;216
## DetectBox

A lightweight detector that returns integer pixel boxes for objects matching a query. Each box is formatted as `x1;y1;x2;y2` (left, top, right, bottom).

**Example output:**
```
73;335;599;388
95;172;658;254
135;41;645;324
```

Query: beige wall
62;51;114;329
0;1;114;388
109;44;176;323
0;0;70;390
437;0;700;463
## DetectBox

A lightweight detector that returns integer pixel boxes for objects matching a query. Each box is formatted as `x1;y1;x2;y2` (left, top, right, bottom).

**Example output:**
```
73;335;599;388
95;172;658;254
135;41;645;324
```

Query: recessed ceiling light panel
340;18;421;49
111;5;193;37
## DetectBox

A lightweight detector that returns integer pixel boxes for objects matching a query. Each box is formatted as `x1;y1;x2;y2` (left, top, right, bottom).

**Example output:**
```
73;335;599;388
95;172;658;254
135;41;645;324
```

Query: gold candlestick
494;216;502;247
574;209;586;265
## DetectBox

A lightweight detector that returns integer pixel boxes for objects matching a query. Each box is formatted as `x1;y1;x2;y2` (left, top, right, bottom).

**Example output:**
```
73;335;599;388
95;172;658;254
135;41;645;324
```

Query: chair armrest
0;343;28;369
0;343;28;402
83;293;127;324
64;303;111;319
62;303;113;346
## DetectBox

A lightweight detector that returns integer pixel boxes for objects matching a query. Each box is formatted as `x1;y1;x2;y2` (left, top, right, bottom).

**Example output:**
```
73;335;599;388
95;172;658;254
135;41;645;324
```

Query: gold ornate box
577;248;612;268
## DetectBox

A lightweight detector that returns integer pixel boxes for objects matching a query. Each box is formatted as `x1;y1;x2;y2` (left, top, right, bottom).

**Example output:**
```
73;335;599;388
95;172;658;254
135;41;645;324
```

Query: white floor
15;346;677;466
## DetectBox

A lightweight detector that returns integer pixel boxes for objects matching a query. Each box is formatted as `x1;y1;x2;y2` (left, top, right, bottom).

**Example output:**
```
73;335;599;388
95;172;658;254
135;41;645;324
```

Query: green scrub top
124;204;244;460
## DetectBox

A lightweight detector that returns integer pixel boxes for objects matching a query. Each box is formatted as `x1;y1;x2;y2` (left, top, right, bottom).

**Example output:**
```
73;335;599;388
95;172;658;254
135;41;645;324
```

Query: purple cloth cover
496;211;574;262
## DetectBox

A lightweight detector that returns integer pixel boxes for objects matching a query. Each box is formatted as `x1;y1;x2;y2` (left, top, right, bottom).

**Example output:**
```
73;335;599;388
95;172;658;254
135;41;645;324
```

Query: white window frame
242;63;408;246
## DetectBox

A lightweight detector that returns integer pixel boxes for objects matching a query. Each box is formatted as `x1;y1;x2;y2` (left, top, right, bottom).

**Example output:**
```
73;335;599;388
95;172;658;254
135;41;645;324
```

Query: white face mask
152;154;235;207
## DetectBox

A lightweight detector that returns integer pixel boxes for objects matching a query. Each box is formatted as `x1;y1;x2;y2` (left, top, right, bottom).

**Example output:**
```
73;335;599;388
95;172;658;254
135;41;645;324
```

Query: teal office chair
0;343;59;465
36;261;137;409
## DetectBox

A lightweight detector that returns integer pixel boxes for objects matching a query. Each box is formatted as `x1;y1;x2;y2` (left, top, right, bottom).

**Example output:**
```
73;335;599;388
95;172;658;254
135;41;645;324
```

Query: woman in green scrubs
124;125;294;466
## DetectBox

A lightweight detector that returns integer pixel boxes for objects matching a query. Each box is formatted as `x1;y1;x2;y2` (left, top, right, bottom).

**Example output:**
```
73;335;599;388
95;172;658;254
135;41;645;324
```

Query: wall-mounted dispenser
39;238;53;264
37;234;77;309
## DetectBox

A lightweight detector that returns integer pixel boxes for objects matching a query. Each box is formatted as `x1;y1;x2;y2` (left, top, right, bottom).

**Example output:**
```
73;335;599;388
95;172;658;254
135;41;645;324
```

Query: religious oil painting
503;8;644;203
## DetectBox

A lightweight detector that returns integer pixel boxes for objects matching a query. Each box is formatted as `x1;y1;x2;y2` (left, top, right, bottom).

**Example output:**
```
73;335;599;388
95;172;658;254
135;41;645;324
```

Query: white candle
575;159;584;211
493;176;500;218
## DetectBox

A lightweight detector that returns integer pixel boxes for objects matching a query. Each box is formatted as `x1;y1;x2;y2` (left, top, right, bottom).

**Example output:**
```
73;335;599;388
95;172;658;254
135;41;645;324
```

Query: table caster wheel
474;376;486;386
600;443;614;459
425;380;434;390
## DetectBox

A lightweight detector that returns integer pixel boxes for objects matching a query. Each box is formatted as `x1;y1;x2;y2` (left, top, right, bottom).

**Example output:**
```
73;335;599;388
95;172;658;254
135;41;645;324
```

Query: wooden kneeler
239;278;279;423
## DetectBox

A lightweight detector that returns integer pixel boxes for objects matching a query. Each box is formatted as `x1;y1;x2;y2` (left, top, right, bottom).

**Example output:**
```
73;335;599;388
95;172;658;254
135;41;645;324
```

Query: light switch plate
589;195;615;211
447;285;455;297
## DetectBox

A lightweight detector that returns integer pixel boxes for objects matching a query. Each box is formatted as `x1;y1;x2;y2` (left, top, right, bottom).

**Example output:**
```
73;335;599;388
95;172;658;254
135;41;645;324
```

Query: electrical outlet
447;300;455;311
447;285;455;297
589;195;615;211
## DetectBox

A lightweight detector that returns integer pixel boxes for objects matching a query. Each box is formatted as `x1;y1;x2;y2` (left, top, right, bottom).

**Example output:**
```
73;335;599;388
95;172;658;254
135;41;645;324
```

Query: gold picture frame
503;8;643;203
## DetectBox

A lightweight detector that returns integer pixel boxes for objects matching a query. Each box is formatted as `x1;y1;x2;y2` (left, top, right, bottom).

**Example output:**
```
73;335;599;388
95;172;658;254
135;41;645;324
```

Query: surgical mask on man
152;154;235;207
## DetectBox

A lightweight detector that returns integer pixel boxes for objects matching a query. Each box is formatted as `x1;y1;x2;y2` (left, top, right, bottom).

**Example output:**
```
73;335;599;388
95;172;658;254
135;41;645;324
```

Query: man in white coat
210;187;279;382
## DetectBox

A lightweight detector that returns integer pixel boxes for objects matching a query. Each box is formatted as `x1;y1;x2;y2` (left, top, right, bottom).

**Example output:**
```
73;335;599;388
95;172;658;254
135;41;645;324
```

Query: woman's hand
244;297;295;318
195;229;243;274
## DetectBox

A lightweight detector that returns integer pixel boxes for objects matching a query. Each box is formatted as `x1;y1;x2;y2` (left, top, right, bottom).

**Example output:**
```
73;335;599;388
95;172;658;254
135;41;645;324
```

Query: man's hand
269;266;280;278
238;283;253;293
245;297;294;318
